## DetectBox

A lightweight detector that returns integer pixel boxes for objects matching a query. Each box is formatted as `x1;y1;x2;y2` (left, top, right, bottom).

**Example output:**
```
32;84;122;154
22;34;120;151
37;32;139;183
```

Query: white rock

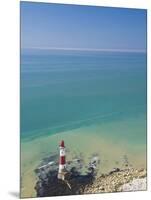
120;178;147;192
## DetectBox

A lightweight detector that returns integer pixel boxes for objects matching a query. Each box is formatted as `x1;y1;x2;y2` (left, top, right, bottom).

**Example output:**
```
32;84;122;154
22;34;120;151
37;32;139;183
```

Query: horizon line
21;47;146;53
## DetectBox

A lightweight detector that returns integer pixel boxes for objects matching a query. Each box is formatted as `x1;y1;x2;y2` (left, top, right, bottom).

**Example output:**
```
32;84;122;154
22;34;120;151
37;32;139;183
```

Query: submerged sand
21;122;146;198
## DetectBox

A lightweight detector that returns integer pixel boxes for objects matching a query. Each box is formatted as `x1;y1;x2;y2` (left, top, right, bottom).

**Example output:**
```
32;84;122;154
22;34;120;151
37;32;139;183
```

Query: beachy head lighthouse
58;140;67;180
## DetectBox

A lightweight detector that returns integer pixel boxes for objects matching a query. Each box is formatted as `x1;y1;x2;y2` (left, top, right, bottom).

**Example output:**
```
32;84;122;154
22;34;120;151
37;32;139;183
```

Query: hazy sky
21;2;146;51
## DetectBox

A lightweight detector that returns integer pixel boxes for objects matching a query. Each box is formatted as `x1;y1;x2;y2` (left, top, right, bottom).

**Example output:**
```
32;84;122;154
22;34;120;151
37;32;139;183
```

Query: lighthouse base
57;171;70;181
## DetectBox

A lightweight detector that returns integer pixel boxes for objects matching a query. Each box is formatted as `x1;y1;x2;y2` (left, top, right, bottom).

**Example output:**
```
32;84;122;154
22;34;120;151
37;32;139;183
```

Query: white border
20;0;150;9
0;0;150;199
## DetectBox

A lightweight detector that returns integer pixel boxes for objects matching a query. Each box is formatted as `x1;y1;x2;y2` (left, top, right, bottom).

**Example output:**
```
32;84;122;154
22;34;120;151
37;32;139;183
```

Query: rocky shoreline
34;154;146;197
84;168;146;194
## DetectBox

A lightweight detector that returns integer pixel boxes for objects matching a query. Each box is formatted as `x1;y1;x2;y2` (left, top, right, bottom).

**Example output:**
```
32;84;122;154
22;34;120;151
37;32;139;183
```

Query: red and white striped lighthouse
58;140;67;179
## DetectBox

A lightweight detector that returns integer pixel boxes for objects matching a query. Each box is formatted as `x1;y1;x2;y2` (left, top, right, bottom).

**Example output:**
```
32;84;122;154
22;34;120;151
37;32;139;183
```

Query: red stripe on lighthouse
60;140;64;147
60;156;65;165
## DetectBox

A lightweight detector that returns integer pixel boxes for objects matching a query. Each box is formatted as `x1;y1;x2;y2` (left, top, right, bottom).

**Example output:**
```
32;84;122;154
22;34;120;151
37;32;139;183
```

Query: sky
21;2;147;51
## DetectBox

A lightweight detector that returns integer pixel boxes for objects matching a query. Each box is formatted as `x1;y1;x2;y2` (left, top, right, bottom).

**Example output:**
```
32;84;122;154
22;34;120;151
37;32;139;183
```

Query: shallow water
21;50;147;197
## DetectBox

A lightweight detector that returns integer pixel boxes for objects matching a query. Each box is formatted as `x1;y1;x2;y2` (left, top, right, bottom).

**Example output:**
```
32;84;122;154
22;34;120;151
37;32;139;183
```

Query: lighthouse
58;140;67;180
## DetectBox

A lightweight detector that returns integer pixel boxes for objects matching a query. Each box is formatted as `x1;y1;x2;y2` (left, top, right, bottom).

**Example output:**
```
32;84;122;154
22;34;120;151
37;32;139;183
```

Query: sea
21;49;147;197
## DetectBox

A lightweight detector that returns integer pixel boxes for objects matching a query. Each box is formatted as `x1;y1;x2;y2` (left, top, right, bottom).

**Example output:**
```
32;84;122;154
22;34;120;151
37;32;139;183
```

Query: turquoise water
21;50;146;142
21;50;147;197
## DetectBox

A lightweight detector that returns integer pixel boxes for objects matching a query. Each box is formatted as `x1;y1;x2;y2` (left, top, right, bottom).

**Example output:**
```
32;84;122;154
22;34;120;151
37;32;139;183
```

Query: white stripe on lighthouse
59;164;66;173
60;148;65;156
